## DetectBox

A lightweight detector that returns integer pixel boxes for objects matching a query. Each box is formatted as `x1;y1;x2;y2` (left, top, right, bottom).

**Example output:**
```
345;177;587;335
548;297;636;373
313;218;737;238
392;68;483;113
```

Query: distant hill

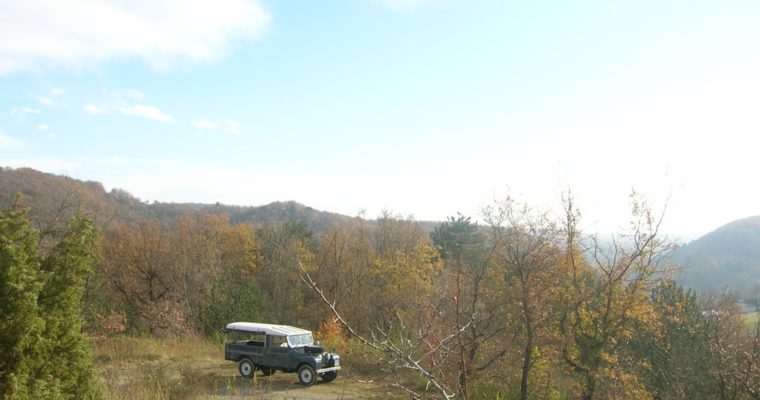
674;216;760;296
0;167;355;234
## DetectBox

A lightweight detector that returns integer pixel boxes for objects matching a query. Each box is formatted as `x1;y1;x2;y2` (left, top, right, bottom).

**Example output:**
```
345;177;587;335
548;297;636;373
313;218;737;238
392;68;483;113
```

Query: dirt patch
210;366;393;400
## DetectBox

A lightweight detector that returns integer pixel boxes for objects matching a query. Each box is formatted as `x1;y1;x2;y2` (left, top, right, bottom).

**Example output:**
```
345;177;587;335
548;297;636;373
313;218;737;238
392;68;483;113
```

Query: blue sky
1;0;759;237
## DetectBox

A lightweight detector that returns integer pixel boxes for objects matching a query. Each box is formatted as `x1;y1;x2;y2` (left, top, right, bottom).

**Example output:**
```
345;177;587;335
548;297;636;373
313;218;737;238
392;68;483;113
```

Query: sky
1;0;759;238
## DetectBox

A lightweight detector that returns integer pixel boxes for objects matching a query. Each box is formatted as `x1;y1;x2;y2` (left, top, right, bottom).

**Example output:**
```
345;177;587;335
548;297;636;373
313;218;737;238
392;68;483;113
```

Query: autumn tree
432;214;506;399
561;193;674;400
483;198;567;400
702;292;760;400
173;213;258;336
256;220;317;327
100;213;259;336
368;213;439;329
100;220;181;335
312;216;375;331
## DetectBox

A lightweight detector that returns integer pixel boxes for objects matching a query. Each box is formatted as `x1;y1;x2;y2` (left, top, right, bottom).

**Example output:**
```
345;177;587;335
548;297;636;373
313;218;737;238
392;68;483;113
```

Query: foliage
6;169;760;399
0;202;100;399
629;280;714;399
0;203;43;399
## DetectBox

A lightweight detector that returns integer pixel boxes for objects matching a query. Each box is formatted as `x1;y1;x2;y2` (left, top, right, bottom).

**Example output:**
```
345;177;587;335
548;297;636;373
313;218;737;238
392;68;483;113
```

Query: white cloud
118;104;173;122
84;90;173;122
50;88;64;96
0;131;24;149
0;0;271;74
377;0;435;12
124;89;145;100
36;123;49;131
192;117;241;134
223;120;241;134
193;118;218;130
10;106;41;116
83;104;106;114
36;96;53;105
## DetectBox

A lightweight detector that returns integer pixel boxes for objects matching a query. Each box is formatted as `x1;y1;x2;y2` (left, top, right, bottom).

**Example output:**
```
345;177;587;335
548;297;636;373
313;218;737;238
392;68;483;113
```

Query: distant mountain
674;216;760;296
0;167;355;234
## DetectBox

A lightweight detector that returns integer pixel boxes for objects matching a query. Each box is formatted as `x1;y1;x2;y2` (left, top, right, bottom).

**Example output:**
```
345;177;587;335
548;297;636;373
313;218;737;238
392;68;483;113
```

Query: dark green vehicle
223;322;341;386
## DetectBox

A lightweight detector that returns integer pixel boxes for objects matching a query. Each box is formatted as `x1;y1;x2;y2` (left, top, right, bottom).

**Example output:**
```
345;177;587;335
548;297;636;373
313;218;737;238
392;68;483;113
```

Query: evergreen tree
0;203;43;399
630;280;714;399
0;203;101;399
35;214;101;399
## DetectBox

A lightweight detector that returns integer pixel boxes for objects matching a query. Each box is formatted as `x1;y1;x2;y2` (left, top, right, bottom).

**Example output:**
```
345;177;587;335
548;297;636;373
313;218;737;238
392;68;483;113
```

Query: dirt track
209;367;394;400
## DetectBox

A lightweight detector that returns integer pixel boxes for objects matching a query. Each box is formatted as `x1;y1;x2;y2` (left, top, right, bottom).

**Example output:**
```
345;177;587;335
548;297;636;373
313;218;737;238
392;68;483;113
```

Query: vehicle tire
260;367;275;376
298;364;317;386
321;371;338;383
238;358;255;379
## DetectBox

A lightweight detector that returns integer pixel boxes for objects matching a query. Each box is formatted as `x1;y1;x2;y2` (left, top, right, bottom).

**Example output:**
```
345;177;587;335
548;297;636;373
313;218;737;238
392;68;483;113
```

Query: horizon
2;1;760;238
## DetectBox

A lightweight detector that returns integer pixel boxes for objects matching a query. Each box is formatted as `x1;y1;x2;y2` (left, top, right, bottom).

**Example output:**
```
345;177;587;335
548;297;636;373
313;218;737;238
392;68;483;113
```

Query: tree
561;193;673;400
256;220;316;327
0;201;100;399
629;280;713;399
485;198;566;400
99;213;259;336
35;214;101;399
432;214;505;399
0;203;43;399
100;220;182;335
703;292;760;400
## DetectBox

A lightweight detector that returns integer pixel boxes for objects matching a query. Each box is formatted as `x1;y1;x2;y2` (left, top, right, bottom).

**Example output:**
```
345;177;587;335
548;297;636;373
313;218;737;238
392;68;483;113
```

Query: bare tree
299;260;469;399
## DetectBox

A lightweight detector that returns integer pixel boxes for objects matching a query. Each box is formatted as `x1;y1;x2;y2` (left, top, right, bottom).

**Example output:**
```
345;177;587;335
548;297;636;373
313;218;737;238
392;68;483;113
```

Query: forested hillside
675;216;760;297
2;167;759;399
0;167;354;233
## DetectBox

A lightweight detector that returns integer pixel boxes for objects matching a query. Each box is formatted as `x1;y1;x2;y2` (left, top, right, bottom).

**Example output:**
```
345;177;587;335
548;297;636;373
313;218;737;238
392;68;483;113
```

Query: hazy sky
1;0;759;237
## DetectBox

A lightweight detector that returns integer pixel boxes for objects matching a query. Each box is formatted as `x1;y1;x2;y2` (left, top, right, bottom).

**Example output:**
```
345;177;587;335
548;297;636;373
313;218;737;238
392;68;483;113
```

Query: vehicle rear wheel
298;365;317;386
238;359;255;379
321;371;338;383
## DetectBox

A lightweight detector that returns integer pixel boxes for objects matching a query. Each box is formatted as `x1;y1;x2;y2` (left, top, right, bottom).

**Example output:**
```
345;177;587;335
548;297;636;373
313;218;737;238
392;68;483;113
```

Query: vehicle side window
271;335;288;348
248;332;265;346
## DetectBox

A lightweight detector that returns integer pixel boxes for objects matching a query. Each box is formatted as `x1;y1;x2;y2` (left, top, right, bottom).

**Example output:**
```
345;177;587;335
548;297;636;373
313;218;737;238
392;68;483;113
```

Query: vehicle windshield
287;333;314;347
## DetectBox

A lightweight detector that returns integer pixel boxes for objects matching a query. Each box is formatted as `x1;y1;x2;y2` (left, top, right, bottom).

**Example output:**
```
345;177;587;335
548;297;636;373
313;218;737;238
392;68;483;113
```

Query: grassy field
746;312;759;330
93;336;397;400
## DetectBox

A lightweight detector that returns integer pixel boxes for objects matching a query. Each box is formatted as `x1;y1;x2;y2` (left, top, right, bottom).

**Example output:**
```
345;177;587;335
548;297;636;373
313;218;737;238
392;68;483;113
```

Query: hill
0;167;354;234
675;216;760;297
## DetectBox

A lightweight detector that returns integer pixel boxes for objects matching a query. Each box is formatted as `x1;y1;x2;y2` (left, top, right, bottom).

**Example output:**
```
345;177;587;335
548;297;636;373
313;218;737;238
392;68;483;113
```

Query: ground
94;336;402;400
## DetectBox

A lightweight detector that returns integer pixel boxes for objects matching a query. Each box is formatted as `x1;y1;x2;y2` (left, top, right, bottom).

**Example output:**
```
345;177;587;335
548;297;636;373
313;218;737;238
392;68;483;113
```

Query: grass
92;335;399;400
745;311;759;330
94;335;231;400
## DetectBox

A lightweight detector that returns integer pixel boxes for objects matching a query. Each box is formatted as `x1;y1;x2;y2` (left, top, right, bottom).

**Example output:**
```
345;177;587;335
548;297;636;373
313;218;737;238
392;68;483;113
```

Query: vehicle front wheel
238;359;255;379
298;365;317;386
321;371;338;383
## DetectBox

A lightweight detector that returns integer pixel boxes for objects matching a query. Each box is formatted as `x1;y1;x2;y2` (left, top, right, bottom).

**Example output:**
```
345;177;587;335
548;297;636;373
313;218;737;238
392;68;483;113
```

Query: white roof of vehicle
224;322;312;336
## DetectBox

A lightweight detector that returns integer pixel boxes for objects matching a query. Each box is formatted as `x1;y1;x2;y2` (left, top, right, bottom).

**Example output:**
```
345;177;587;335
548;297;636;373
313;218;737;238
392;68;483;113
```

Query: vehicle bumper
316;366;341;374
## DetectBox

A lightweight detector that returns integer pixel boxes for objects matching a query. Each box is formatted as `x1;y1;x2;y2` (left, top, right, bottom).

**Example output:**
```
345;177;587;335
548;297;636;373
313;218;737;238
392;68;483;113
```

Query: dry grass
746;312;759;330
94;335;230;399
93;335;399;400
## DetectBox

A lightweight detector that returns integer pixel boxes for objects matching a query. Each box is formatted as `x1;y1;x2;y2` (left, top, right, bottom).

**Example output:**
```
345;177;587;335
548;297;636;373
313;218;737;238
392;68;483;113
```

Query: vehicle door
265;335;292;369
